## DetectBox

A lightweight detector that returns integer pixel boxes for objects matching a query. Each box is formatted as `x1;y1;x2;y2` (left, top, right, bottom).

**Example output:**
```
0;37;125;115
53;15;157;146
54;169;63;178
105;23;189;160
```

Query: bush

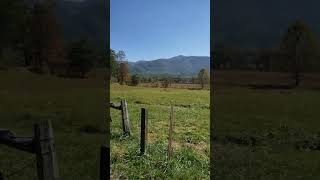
131;74;140;86
161;79;170;88
66;39;94;78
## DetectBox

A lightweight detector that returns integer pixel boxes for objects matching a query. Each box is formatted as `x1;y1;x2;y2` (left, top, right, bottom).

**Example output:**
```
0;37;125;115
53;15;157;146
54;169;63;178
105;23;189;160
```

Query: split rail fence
0;120;110;180
0;98;174;179
0;120;59;180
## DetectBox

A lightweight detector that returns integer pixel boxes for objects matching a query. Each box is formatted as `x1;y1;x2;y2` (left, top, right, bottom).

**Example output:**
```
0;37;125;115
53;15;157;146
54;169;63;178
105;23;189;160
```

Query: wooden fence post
167;104;174;160
140;108;148;154
34;120;60;180
100;145;109;180
120;99;131;135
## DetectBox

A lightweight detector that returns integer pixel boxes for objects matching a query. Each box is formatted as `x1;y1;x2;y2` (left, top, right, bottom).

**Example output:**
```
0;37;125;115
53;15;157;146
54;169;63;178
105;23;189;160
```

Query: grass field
0;69;106;180
2;68;320;179
110;84;210;179
213;70;320;179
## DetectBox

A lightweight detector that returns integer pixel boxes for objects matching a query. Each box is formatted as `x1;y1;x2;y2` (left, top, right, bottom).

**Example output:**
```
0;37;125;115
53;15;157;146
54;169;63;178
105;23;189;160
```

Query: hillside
129;55;210;75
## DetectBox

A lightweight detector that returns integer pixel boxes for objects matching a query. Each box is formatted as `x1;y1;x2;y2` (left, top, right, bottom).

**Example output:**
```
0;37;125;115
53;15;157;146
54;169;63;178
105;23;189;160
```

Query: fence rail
0;120;60;180
110;99;131;135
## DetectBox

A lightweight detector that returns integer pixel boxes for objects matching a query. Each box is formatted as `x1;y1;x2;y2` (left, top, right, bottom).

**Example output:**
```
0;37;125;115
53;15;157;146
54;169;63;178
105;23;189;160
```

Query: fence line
140;108;148;155
0;120;60;180
100;145;109;180
110;99;131;135
167;104;174;160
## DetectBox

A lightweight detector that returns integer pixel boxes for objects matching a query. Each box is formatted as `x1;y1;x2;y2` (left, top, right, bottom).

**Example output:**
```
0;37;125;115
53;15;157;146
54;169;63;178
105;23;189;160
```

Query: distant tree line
110;50;209;88
0;0;105;78
213;20;320;86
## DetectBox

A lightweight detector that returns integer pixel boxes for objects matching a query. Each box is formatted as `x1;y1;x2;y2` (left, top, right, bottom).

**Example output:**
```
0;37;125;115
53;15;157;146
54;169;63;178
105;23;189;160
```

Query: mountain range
128;55;210;75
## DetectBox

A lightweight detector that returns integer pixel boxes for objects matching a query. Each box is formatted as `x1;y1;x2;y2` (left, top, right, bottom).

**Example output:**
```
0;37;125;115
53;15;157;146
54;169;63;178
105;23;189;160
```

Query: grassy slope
213;71;320;179
0;70;106;180
111;84;210;179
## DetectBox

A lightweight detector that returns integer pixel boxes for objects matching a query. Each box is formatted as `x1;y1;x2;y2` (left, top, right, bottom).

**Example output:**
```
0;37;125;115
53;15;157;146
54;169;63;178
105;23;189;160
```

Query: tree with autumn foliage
118;62;130;85
28;0;66;74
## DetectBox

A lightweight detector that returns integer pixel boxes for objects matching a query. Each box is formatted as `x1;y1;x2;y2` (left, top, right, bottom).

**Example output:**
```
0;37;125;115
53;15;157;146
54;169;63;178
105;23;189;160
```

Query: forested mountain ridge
129;55;210;75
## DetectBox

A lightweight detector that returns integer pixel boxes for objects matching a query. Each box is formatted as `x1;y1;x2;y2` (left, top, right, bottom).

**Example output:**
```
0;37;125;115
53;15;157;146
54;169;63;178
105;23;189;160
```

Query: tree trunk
295;70;300;87
24;47;31;67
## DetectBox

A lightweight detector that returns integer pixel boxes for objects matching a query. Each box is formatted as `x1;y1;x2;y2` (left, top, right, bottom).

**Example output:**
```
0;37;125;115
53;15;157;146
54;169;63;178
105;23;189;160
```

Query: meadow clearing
110;84;210;179
1;69;320;179
213;70;320;179
0;69;106;180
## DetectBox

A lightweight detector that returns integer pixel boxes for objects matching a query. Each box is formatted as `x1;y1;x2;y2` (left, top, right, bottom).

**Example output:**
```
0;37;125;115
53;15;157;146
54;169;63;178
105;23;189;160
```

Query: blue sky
111;0;210;62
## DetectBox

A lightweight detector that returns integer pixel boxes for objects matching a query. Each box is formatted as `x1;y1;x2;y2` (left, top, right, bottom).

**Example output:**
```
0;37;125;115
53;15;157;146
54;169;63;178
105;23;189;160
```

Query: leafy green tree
110;49;119;79
0;0;26;54
131;74;141;86
67;39;94;78
198;68;209;89
280;20;320;86
0;0;28;69
117;50;126;62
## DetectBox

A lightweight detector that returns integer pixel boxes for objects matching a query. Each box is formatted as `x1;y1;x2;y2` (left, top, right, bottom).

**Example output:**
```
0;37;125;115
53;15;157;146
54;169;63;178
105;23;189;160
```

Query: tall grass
111;84;210;179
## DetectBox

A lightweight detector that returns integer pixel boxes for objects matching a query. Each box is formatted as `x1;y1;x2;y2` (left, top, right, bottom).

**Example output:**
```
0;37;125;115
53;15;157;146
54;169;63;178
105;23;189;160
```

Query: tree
118;61;130;84
280;20;320;87
27;0;64;74
45;1;67;75
191;76;198;84
161;78;170;88
67;39;94;78
117;50;126;62
0;0;28;69
198;68;209;89
110;49;119;79
0;0;26;55
131;74;141;86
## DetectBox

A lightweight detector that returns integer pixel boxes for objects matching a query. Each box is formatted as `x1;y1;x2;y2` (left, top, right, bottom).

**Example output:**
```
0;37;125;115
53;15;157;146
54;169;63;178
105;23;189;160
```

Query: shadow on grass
78;124;106;134
248;84;295;90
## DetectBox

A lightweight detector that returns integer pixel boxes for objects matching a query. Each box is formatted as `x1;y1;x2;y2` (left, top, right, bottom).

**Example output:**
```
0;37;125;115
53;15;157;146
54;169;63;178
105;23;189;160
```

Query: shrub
131;74;140;86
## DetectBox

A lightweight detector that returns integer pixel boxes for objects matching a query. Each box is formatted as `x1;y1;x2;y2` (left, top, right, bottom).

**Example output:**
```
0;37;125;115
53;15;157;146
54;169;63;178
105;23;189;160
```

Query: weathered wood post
100;145;109;180
120;99;131;135
167;104;174;160
34;120;60;180
140;108;148;155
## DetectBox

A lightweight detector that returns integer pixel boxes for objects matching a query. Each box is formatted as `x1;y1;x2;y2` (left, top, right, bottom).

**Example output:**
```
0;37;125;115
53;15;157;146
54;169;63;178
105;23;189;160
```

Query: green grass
111;84;210;179
0;69;106;180
213;83;320;179
3;69;319;179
